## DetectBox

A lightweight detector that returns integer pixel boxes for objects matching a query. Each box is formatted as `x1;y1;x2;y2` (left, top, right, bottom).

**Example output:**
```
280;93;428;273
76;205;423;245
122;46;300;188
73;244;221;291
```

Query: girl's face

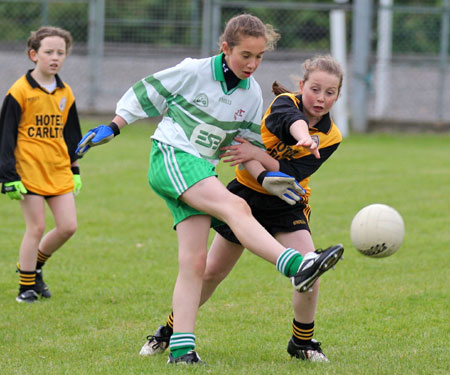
29;36;67;78
299;70;340;121
222;36;266;80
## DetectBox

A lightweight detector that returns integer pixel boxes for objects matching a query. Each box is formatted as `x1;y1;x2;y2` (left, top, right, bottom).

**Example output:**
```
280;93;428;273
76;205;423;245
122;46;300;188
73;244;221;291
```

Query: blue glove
257;171;305;206
2;180;27;200
76;122;120;156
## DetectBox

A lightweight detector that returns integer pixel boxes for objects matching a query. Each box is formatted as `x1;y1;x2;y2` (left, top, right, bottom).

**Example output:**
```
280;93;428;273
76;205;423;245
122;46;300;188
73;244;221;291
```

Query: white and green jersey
115;53;264;166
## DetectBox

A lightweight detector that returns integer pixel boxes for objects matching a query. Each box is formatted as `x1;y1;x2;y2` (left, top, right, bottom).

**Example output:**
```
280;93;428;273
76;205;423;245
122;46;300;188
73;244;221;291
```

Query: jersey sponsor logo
27;96;39;103
35;114;63;126
27;126;64;138
267;142;297;160
293;219;306;225
59;96;67;111
28;114;64;138
190;123;226;157
193;93;208;107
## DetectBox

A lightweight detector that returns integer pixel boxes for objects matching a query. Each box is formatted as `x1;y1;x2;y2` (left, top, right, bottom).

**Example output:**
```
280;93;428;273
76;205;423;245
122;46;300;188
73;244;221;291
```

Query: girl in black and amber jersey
146;55;345;363
210;55;344;362
0;26;82;303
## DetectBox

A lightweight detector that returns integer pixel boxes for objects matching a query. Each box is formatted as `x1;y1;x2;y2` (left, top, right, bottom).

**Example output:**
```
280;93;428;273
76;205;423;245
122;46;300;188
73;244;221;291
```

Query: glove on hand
76;122;120;156
2;181;27;200
257;171;305;206
73;174;82;196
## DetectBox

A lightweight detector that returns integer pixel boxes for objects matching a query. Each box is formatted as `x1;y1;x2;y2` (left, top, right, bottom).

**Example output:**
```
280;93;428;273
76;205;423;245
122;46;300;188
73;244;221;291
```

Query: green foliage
0;1;447;55
0;1;88;43
392;12;442;54
1;122;449;374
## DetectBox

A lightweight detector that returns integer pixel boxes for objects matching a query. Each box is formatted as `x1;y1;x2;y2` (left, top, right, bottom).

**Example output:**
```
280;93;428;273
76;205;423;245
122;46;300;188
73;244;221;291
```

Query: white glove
257;171;305;206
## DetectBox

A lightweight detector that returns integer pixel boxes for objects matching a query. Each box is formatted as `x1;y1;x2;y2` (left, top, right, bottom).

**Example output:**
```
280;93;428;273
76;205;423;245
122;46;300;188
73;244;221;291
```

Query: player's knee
180;250;207;277
59;222;77;239
203;266;226;284
226;194;252;218
26;222;46;239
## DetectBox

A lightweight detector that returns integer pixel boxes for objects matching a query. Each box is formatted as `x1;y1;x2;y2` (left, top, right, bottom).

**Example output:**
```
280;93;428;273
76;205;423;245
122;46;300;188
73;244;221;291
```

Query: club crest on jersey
311;134;320;147
234;108;245;120
59;97;67;111
193;94;208;107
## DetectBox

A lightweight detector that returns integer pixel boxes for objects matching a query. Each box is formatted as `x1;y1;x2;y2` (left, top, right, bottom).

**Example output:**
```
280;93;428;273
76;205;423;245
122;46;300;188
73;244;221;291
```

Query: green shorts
148;139;221;228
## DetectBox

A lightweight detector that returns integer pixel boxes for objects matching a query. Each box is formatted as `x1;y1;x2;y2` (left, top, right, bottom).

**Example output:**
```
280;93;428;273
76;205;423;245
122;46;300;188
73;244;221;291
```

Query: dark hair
27;26;72;59
272;54;344;96
219;14;280;52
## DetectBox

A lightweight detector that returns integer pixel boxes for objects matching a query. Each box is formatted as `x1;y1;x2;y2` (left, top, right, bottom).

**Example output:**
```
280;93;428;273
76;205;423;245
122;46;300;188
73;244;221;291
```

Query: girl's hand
219;137;262;166
290;119;321;159
296;135;320;159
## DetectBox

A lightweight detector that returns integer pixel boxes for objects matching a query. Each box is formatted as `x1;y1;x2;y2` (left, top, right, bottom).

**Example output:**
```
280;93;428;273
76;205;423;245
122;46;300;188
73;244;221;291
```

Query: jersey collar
211;53;250;92
26;69;65;90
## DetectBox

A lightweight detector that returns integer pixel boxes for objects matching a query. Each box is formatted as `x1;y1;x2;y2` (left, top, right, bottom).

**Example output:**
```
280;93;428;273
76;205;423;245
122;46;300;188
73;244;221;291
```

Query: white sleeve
115;58;191;125
115;87;149;125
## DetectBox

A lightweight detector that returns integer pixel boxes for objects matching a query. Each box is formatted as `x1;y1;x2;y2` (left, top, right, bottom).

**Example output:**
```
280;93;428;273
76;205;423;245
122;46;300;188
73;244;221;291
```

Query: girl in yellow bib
0;26;82;303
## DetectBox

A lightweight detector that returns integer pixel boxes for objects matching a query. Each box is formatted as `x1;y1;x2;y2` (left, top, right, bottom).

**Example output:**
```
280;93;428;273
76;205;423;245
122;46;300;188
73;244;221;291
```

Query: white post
330;0;349;137
375;0;393;117
351;0;373;132
88;0;105;112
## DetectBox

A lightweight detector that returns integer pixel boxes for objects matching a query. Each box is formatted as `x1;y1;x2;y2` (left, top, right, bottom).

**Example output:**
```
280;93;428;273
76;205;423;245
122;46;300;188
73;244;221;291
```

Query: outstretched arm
290;119;320;159
220;137;279;171
220;139;305;206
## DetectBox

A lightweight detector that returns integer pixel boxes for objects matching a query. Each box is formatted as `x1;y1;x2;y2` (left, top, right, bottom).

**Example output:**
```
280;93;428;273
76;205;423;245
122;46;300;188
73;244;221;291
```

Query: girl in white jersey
77;14;343;365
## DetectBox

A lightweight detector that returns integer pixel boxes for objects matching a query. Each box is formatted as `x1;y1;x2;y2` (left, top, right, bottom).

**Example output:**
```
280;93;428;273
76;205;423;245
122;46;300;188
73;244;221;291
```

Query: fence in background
0;0;449;131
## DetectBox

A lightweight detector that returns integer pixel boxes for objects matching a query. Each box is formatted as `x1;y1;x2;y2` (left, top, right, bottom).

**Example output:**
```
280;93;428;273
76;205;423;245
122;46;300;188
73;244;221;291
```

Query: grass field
1;121;449;375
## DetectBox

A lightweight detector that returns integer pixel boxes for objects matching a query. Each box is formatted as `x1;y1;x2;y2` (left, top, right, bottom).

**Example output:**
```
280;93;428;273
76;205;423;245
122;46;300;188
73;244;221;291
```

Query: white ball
350;204;405;258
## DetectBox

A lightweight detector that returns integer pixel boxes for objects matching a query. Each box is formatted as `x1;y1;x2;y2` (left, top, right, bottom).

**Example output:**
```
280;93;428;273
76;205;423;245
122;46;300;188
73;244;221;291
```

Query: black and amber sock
165;312;174;335
292;319;314;346
36;249;51;270
19;270;36;293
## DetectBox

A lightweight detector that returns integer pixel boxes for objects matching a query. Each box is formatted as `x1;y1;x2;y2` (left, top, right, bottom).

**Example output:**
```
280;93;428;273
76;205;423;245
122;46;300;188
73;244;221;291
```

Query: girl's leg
276;230;329;361
180;177;286;264
200;233;244;306
172;214;210;333
19;195;46;271
168;214;210;361
276;230;318;323
39;193;77;256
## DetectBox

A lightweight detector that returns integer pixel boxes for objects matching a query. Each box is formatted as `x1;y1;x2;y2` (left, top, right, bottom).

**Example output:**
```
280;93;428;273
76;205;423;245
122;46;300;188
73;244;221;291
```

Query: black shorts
26;190;56;199
215;179;311;245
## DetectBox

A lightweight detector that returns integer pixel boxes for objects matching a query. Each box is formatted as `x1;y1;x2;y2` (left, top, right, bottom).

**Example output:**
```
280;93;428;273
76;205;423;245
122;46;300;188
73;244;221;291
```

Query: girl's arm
290;119;320;159
241;159;265;180
220;137;279;171
221;138;304;206
111;114;128;129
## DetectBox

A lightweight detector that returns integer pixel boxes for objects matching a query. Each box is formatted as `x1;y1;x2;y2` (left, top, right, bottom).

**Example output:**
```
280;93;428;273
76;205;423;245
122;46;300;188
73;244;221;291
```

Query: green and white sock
276;248;303;277
169;333;195;358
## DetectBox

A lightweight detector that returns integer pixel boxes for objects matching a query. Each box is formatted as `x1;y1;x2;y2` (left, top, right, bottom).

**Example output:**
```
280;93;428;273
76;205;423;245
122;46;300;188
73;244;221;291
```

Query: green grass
1;121;449;375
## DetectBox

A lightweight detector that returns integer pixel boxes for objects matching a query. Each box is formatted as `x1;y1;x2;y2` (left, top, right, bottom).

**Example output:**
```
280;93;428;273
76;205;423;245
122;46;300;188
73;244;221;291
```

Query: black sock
165;312;174;335
36;249;51;270
19;270;36;293
292;319;314;346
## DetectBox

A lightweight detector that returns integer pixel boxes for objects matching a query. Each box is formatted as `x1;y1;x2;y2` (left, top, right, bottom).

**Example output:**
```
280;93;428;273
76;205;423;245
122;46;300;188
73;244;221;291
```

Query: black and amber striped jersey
0;70;82;195
235;93;342;202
